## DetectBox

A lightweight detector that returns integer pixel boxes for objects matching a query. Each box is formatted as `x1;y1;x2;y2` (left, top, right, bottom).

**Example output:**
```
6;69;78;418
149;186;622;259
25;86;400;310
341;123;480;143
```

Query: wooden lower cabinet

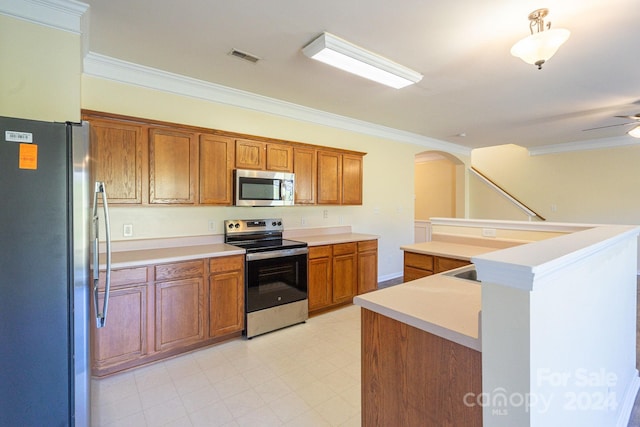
92;256;244;377
208;255;244;337
361;309;482;426
403;251;470;282
332;243;358;304
308;246;333;311
308;240;378;313
92;267;150;376
155;277;205;352
357;240;378;294
435;256;471;273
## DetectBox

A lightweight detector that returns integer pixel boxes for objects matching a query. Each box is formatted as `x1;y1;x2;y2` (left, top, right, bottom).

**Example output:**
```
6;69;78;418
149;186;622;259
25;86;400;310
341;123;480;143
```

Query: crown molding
0;0;88;33
528;135;639;156
83;52;471;156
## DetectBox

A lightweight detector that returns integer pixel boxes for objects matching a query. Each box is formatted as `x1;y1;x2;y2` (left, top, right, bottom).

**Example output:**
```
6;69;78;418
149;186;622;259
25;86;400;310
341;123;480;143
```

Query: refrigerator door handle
92;182;112;328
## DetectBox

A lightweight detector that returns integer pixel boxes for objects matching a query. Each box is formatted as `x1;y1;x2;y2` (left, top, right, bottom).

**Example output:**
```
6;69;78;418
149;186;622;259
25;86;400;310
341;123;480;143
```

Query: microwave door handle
280;180;285;201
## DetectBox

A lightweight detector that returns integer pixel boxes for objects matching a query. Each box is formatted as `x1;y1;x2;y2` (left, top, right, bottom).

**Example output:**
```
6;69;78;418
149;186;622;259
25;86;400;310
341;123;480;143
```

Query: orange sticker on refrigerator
19;143;38;170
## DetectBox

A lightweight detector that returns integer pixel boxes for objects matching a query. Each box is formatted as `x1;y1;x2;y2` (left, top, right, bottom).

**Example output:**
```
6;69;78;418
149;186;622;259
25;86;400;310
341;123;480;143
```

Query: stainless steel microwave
234;169;295;206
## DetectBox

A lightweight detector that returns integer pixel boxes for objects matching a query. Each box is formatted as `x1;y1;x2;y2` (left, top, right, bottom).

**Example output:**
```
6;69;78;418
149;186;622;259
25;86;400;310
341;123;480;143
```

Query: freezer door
0;117;74;425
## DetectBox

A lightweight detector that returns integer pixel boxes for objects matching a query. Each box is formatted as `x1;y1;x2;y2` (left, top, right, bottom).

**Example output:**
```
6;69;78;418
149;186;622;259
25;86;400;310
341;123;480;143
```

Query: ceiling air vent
229;49;260;63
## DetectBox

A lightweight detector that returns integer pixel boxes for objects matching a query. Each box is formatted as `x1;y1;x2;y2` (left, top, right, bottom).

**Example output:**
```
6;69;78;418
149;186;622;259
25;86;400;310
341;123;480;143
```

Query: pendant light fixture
510;8;570;69
302;32;423;89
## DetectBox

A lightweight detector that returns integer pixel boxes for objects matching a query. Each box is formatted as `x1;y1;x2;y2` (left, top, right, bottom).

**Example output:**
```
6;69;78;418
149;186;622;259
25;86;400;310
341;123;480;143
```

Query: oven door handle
246;247;308;261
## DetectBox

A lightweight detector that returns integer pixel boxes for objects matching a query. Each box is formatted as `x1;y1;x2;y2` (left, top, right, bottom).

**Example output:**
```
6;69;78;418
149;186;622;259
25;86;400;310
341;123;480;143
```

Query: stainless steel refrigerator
0;116;112;426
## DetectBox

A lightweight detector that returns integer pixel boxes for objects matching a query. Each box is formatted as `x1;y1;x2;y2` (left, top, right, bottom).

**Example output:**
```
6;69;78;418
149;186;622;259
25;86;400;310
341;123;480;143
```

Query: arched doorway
414;151;465;242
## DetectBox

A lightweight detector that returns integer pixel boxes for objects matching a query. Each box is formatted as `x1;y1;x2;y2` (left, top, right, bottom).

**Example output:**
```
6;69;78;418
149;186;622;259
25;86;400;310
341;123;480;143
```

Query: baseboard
378;272;402;283
617;370;640;427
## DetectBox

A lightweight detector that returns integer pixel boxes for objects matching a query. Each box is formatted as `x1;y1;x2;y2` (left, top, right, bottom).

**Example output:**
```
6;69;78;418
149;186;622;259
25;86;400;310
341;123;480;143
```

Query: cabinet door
149;128;197;204
293;147;316;204
358;240;378;294
155;277;205;351
209;270;244;337
266;143;293;172
89;119;145;204
308;255;332;311
342;154;363;205
200;134;234;205
235;139;265;170
332;243;357;304
92;285;147;371
317;151;342;205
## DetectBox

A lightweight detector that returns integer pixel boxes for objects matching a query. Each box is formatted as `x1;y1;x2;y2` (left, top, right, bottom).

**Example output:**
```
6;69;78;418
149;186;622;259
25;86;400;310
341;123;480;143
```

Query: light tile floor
91;305;362;427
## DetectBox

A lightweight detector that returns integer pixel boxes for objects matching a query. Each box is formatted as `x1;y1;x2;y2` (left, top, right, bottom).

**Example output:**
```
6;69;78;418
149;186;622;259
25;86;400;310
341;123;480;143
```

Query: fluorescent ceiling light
302;32;423;89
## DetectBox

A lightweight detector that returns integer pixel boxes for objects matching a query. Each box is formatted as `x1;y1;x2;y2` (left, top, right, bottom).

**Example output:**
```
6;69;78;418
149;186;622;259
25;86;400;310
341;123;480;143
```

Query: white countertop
292;232;378;246
99;243;245;270
99;232;377;269
354;268;482;351
400;241;496;261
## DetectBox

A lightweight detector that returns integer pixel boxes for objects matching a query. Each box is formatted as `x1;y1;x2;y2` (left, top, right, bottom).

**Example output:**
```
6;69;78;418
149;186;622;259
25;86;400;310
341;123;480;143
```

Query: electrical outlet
123;224;133;237
323;210;328;219
208;220;216;232
482;228;497;237
301;217;306;226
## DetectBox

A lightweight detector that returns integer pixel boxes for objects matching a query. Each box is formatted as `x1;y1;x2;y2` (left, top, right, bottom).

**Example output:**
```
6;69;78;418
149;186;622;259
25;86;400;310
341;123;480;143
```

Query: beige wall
0;15;81;121
471;144;640;225
414;159;455;220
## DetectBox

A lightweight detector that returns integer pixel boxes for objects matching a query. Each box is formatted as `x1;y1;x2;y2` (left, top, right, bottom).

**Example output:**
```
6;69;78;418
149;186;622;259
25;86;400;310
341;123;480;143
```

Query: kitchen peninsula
355;219;640;427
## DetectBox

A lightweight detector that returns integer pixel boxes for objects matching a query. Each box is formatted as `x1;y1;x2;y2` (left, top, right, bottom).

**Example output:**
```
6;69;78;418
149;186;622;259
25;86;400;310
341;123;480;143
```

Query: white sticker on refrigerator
5;131;33;143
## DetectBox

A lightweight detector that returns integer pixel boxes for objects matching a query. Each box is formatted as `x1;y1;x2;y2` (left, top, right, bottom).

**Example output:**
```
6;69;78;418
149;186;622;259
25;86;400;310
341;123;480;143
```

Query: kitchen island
354;268;483;426
355;221;640;427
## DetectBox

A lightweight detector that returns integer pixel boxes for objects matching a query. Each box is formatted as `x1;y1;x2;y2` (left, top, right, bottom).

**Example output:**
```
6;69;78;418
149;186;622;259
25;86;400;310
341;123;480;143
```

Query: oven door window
246;253;308;313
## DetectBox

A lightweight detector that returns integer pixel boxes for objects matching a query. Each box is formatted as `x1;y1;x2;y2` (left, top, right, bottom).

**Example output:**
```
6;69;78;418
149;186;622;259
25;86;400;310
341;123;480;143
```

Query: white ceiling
82;0;640;150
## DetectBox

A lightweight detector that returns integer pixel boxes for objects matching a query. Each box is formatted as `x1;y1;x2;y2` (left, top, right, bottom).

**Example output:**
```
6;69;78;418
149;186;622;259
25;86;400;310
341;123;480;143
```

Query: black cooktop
229;238;307;253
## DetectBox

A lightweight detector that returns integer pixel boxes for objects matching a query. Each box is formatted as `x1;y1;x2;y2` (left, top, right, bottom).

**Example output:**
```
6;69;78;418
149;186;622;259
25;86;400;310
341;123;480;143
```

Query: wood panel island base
361;309;482;427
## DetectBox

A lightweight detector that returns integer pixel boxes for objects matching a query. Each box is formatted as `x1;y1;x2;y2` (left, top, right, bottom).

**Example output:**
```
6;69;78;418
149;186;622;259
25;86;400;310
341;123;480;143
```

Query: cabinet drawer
155;260;204;281
358;240;377;252
333;242;357;256
435;257;470;273
98;267;148;290
404;252;434;271
209;255;244;274
309;245;332;259
403;266;433;282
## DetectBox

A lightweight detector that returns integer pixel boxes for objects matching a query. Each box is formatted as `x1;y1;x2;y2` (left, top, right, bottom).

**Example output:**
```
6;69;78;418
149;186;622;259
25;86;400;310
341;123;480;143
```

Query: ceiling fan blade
614;115;640;120
582;122;633;131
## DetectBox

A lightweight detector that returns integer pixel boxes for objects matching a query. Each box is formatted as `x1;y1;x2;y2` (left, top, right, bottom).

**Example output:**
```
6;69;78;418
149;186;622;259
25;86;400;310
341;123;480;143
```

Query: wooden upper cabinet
199;135;234;205
317;150;342;205
149;128;197;204
342;154;363;205
235;139;293;172
293;147;316;204
89;119;145;204
235;139;265;170
266;143;293;172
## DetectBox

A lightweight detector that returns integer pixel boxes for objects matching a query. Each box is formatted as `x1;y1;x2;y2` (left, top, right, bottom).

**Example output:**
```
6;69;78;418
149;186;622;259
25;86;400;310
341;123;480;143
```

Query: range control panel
224;218;284;234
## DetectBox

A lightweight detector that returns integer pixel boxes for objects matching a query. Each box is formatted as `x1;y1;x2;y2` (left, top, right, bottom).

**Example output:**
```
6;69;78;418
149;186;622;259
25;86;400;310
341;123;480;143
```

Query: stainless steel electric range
224;218;308;338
